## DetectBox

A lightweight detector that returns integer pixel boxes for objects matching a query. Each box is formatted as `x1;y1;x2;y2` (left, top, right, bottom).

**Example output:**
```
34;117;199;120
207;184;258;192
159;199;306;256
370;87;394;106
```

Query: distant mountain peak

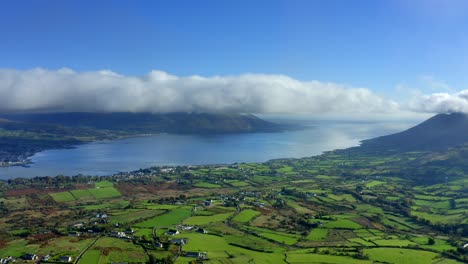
361;112;468;152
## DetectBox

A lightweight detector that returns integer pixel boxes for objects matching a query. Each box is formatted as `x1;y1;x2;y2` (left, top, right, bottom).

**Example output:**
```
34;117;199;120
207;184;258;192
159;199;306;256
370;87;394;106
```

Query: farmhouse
253;201;265;208
72;223;84;228
185;251;207;259
69;231;81;236
161;167;174;173
110;231;130;239
166;229;179;236
59;256;73;262
179;225;194;231
171;238;188;245
154;242;163;248
0;257;16;263
22;254;38;260
96;213;108;219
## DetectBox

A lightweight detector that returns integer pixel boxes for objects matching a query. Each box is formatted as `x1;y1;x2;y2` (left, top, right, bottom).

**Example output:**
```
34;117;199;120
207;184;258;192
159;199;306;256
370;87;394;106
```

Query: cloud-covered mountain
0;68;400;115
409;90;468;114
1;68;466;118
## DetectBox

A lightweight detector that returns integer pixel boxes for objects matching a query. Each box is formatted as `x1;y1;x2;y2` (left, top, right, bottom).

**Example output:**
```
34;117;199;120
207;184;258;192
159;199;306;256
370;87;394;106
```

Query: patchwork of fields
0;150;467;263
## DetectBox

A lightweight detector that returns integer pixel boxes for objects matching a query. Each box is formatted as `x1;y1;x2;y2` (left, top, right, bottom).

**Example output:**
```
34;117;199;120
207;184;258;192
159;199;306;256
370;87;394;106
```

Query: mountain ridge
0;112;289;134
360;112;468;152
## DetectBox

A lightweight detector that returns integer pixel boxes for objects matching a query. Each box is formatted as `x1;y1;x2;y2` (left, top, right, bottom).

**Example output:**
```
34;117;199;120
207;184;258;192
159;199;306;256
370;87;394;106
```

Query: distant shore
0;159;33;168
0;133;160;168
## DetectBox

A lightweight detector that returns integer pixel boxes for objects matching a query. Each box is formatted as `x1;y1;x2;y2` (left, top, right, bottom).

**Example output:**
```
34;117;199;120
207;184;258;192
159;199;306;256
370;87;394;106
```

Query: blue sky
1;1;468;117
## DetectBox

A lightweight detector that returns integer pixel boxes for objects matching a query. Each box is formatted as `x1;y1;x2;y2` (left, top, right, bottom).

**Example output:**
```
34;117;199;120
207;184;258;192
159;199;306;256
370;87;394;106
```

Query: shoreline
0;133;161;169
0;121;402;180
0;159;33;168
0;129;296;169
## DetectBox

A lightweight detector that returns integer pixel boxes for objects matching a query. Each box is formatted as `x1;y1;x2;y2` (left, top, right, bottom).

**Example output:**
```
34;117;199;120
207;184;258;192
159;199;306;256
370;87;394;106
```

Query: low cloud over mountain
0;68;397;115
409;91;468;114
0;67;462;116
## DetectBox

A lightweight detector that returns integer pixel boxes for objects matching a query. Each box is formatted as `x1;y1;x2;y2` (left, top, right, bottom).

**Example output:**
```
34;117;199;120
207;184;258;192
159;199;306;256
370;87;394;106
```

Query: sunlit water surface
0;120;416;179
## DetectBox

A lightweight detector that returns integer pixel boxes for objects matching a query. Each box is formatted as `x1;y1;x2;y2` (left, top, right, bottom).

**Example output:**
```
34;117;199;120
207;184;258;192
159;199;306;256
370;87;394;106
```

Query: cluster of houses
65;209;209;260
68;212;134;238
168;238;206;260
159;226;209;260
109;231;132;239
0;254;71;263
166;226;208;236
0;256;15;263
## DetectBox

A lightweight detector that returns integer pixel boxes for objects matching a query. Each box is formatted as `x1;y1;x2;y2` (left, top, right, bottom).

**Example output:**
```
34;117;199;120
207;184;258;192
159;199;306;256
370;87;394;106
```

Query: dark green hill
1;112;287;134
361;112;468;152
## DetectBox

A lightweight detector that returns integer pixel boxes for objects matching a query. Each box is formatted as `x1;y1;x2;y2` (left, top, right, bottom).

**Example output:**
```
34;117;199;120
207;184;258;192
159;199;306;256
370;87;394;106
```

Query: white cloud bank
0;68;462;118
0;68;400;115
409;91;468;114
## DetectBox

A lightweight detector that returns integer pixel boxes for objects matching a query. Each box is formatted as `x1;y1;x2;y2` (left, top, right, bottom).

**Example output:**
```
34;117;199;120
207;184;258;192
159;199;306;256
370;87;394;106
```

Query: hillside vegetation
0;146;467;263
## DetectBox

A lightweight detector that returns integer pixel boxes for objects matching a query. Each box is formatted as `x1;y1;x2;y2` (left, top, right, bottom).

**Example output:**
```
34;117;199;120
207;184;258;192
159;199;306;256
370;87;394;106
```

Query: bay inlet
0;120;415;179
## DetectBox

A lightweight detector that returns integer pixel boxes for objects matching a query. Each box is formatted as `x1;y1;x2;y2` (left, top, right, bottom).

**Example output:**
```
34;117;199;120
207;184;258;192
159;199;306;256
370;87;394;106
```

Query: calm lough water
0;120;416;179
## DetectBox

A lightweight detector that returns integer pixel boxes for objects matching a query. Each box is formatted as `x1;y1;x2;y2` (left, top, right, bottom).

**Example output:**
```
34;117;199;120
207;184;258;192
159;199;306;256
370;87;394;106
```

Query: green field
372;238;416;247
348;237;376;246
365;180;385;188
79;237;147;264
133;228;153;237
49;191;76;202
110;209;165;224
287;252;372;264
324;219;362;229
364;248;452;264
70;189;93;200
306;228;328;241
193;182;222;188
328;194;356;202
414;199;451;209
178;232;285;262
411;211;463;224
144;204;180;210
232;209;260;223
2;144;468;264
260;232;299;245
78;200;130;210
183;212;232;225
49;186;120;202
78;249;101;263
0;237;95;258
225;180;251;187
245;226;300;245
0;239;34;257
135;207;192;228
94;181;114;188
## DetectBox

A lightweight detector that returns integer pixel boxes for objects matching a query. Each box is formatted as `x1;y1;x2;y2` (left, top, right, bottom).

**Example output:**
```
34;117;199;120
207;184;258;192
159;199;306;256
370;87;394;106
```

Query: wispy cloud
419;75;454;92
0;68;401;115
